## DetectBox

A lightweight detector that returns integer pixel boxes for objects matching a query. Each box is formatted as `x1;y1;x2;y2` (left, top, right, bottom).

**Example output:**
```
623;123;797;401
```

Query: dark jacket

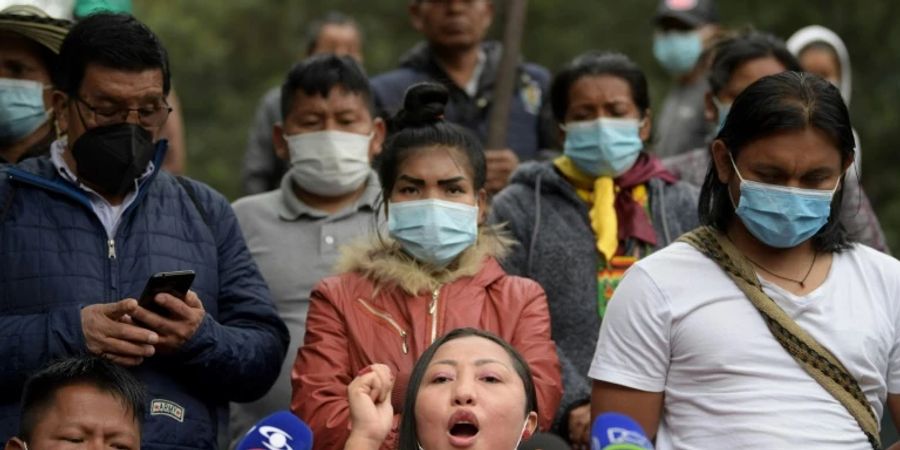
489;160;700;423
370;41;556;160
0;146;289;449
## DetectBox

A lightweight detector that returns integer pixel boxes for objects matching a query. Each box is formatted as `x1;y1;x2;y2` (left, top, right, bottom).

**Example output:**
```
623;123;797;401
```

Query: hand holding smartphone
137;270;195;317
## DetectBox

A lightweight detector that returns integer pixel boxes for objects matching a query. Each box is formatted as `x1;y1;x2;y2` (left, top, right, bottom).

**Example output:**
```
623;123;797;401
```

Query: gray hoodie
489;160;699;423
787;25;853;105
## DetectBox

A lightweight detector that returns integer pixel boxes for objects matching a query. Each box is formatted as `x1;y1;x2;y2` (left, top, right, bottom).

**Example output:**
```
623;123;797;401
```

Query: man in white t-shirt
589;71;900;449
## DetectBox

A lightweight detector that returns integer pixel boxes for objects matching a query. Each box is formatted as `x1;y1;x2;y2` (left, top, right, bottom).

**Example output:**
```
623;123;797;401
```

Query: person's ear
272;123;289;162
842;150;855;173
483;0;495;25
52;90;69;135
476;188;488;225
408;2;424;32
704;91;717;123
522;411;539;441
710;139;733;183
639;108;652;142
698;23;721;47
369;117;386;161
4;436;27;450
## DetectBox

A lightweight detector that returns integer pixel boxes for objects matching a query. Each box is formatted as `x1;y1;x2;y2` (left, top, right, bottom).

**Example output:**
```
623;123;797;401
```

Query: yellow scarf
553;156;647;262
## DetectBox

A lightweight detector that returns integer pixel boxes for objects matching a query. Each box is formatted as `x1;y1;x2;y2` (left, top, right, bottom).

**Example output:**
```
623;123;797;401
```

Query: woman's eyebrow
474;358;510;369
431;359;457;367
398;174;425;186
437;176;466;187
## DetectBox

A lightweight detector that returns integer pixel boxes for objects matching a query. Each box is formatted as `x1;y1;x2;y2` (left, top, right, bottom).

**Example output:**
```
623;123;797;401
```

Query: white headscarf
786;25;852;106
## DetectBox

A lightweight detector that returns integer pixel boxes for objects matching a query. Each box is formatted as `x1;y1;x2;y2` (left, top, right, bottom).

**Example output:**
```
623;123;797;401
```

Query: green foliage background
134;0;900;247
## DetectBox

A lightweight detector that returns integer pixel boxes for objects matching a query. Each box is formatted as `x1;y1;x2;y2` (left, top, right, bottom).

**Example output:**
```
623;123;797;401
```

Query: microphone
590;412;653;450
236;411;313;450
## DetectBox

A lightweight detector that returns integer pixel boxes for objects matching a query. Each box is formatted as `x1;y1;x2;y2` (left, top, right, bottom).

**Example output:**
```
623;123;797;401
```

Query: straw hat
0;5;72;54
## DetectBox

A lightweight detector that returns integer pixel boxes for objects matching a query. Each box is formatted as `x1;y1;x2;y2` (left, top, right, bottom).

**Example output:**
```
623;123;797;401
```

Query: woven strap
678;226;882;450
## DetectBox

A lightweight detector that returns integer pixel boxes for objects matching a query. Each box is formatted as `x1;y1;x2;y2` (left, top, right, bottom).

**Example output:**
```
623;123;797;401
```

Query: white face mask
284;129;372;197
513;417;531;449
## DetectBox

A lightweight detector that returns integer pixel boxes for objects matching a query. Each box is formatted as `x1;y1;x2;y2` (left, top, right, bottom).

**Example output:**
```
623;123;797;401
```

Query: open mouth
447;409;481;446
449;422;479;438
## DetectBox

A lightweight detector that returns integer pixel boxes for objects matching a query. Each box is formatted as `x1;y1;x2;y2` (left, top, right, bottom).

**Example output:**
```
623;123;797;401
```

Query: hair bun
392;82;448;130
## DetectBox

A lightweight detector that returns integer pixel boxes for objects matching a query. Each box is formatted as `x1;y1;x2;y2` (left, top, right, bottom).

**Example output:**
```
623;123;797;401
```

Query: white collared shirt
50;139;155;238
464;49;487;97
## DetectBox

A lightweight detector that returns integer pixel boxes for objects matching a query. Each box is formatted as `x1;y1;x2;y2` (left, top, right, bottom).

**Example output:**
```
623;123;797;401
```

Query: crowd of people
1;0;899;449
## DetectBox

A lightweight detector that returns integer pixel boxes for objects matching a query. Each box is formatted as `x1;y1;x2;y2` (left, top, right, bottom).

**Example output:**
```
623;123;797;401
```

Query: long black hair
397;328;538;450
698;71;854;252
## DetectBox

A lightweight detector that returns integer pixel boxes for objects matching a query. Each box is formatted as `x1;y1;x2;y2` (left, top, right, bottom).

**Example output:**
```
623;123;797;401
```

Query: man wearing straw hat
0;4;70;164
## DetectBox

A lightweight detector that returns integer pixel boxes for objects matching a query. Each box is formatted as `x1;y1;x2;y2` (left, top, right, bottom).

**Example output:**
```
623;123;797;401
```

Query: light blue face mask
562;117;644;177
388;198;479;268
730;156;840;248
0;78;49;146
653;31;703;76
711;95;731;136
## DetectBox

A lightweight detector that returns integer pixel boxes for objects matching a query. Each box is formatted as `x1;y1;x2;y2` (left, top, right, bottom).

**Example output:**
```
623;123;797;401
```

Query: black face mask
71;123;155;197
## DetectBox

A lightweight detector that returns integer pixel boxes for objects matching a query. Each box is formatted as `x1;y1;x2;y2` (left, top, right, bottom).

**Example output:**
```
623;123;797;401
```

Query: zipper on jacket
106;234;120;296
356;298;409;354
429;287;440;344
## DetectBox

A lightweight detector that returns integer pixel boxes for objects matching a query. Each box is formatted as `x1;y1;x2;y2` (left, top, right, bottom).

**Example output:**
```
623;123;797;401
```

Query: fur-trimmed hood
335;225;515;295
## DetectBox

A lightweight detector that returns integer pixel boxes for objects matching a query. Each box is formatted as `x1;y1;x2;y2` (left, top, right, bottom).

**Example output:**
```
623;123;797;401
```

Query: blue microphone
236;411;313;450
590;412;653;450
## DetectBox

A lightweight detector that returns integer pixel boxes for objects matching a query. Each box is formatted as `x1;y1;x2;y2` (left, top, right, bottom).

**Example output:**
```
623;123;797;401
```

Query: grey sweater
489;160;700;423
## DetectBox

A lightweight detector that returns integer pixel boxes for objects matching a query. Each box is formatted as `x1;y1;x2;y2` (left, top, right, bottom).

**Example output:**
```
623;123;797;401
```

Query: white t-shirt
589;242;900;449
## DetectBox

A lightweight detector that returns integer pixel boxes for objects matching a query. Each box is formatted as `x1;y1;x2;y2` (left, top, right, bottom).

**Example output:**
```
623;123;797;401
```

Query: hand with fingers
130;290;206;354
568;403;592;450
80;299;159;366
485;148;520;194
344;364;395;450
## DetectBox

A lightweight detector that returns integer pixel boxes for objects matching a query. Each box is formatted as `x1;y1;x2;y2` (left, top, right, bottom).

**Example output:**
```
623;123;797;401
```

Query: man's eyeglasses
73;95;172;128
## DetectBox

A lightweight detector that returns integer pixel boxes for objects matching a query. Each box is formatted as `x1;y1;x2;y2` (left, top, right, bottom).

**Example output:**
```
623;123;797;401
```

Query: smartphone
137;270;195;316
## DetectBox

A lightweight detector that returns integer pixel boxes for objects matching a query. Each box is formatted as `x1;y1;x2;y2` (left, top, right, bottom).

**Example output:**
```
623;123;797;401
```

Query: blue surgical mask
562;117;644;177
388;199;479;268
0;78;49;145
711;95;731;136
653;31;703;76
730;156;840;248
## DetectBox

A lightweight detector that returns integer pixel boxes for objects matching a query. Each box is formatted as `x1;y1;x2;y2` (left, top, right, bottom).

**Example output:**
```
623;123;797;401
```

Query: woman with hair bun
291;82;562;450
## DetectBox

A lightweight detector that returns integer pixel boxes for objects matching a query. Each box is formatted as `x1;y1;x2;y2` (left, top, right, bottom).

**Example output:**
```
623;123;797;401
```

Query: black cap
654;0;719;28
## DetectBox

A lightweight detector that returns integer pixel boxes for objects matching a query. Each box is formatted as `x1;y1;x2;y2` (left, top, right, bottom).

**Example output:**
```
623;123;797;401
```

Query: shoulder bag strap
678;226;881;450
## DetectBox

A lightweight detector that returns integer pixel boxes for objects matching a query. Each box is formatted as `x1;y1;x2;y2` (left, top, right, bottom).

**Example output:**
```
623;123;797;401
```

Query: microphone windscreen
236;410;313;450
590;412;653;450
